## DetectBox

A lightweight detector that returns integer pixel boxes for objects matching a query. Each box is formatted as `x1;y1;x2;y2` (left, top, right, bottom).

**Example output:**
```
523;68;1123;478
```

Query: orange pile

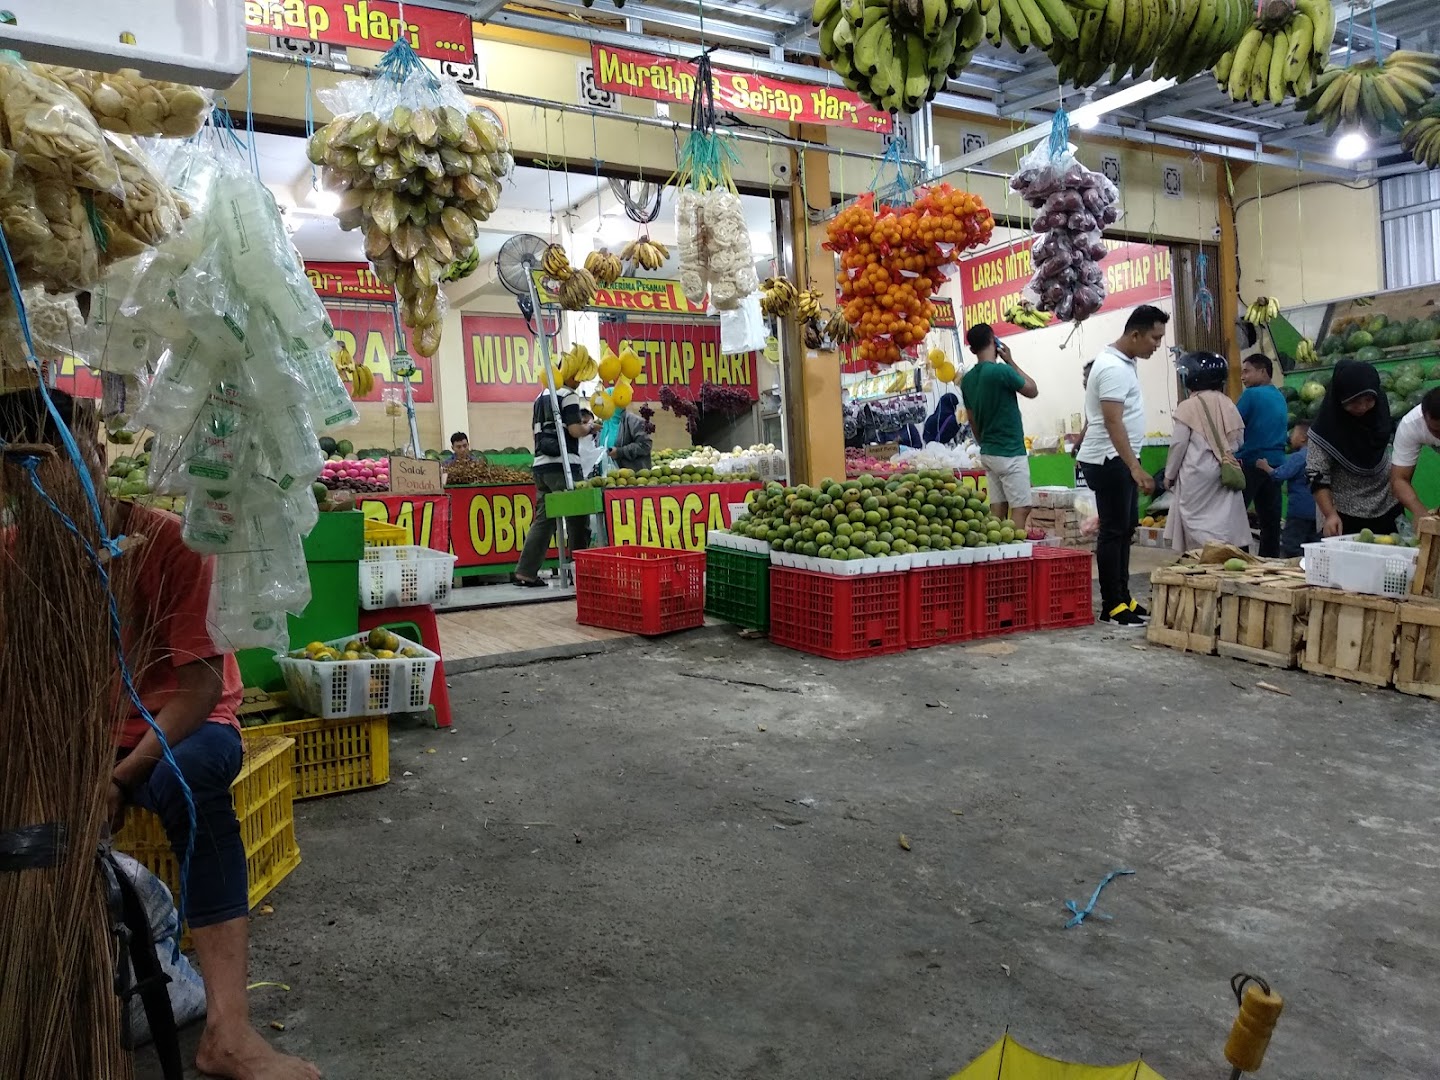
826;185;994;369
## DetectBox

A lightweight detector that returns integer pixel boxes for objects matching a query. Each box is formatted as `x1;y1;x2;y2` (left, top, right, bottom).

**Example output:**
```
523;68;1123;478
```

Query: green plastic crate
544;487;604;518
704;545;770;630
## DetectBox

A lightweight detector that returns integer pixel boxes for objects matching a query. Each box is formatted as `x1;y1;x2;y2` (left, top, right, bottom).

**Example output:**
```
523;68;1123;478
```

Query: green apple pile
731;472;1026;560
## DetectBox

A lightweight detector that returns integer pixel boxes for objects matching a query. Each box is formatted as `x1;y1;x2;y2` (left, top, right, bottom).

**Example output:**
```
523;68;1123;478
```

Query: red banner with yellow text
244;0;476;63
592;45;892;133
604;482;760;550
958;238;1172;338
600;322;760;404
304;261;395;302
447;483;559;569
358;493;451;552
463;313;549;403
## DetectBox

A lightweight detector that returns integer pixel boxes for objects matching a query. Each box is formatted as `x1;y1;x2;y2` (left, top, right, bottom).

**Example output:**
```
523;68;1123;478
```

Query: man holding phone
961;323;1039;528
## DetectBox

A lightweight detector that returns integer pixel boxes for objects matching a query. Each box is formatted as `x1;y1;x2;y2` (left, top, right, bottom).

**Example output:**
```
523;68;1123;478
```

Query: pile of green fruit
1352;527;1420;548
581;464;753;488
1317;313;1440;364
731;472;1026;560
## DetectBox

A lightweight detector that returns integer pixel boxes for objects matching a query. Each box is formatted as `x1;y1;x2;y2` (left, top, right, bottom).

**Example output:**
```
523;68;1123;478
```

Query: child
1258;420;1317;557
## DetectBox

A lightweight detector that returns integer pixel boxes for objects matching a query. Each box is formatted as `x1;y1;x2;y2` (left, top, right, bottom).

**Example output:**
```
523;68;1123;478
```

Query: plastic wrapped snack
94;135;185;259
39;66;213;138
23;181;101;292
0;55;122;195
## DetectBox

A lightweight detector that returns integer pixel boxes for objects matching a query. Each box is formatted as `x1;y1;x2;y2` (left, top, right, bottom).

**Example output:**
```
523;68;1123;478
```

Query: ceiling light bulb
1075;111;1099;130
309;189;342;215
1335;132;1367;161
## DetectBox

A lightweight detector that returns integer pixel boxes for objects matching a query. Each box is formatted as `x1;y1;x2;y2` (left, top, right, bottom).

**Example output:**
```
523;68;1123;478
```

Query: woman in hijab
1306;360;1400;537
1163;352;1251;552
922;393;961;446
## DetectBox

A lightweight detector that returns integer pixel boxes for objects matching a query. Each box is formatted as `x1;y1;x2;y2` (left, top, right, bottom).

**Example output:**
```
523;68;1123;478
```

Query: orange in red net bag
825;184;994;370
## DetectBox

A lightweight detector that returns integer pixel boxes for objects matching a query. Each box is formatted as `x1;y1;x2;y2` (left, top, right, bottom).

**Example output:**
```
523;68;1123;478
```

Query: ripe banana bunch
1295;337;1318;365
350;364;375;398
797;288;825;320
621;235;669;272
1003;300;1052;330
584;248;625;285
1151;0;1253;83
1047;0;1188;89
1245;296;1281;325
1300;52;1440;138
558;267;598;310
814;0;988;115
824;308;858;345
1401;100;1440;169
760;276;800;318
542;242;572;281
1214;0;1335;106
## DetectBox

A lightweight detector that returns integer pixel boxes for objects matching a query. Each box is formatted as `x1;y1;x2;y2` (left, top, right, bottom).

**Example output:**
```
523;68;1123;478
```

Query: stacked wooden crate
1027;507;1093;550
1396;517;1440;699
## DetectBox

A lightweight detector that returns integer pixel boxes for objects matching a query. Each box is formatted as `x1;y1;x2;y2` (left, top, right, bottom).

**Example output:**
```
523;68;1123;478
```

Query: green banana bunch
1004;300;1053;330
1049;0;1205;90
1214;0;1335;106
814;0;986;114
1298;51;1440;138
1152;0;1252;83
1401;99;1440;170
978;0;1080;58
1245;296;1280;325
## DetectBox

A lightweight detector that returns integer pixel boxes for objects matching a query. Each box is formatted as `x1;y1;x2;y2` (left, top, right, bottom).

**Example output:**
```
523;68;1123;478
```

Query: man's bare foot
195;1022;320;1080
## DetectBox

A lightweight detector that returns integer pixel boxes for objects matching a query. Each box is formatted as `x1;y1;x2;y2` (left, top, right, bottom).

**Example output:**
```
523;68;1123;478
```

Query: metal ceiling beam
521;0;782;47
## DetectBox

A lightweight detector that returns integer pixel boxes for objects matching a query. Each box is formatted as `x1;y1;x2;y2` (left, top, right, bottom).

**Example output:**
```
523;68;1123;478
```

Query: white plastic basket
1302;540;1418;598
358;545;458;610
277;633;440;719
706;529;769;555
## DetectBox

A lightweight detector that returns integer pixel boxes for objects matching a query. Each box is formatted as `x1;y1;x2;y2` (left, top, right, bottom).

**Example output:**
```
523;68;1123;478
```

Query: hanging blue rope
376;37;436;88
0;208;198;924
1048;105;1071;160
1195;251;1216;331
869;135;915;204
305;57;318;191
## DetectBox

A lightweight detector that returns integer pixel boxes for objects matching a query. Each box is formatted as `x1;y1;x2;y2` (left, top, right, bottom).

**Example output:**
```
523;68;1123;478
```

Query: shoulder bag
1199;395;1247;492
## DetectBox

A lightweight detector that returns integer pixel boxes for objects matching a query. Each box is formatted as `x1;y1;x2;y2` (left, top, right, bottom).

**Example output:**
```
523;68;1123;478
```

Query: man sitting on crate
0;389;320;1080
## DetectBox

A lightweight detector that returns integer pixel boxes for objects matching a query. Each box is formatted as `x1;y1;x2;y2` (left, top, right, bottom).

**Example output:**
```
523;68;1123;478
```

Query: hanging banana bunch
824;308;858;346
1004;300;1053;330
1402;99;1440;170
584;248;625;285
796;287;824;320
621;235;669;272
1245;296;1281;325
542;242;572;280
1215;0;1335;106
1299;51;1440;138
760;276;800;318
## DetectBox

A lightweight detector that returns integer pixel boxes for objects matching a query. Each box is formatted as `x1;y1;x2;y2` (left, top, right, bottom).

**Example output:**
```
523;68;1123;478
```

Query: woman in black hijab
1306;360;1401;537
922;393;960;446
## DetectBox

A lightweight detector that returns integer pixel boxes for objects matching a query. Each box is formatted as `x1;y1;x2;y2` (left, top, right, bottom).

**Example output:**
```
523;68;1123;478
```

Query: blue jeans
1279;517;1319;558
128;722;247;928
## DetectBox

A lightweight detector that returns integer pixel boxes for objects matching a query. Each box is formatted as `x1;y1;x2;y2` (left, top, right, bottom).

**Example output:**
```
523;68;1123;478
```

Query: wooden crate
1301;589;1399;688
1410;516;1440;599
1217;576;1311;669
1147;567;1221;654
1396;598;1440;699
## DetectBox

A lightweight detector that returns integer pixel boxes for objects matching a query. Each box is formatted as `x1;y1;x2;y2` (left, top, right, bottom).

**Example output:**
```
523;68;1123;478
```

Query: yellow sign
530;271;708;316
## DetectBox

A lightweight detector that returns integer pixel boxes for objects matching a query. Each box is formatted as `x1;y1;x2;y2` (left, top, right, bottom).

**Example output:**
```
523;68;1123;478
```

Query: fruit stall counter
603;482;761;550
446;483;559;579
359;494;452;553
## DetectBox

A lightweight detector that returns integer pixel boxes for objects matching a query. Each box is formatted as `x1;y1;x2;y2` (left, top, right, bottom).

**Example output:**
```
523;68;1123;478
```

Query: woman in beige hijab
1163;352;1251;552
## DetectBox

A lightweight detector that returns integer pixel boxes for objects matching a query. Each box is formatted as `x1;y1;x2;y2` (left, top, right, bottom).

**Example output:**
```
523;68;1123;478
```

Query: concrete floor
140;621;1440;1080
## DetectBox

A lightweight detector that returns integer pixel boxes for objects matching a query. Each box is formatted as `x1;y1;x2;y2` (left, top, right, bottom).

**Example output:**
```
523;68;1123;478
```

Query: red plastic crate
904;563;977;647
769;567;908;659
972;557;1035;636
1032;547;1095;629
573;547;706;635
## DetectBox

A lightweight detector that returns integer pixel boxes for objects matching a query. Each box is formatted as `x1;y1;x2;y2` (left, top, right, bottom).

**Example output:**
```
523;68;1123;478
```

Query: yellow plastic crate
113;735;301;919
241;714;389;800
363;519;409;548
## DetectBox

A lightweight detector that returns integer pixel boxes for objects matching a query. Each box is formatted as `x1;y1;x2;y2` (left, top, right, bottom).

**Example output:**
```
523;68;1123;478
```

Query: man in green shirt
960;323;1039;527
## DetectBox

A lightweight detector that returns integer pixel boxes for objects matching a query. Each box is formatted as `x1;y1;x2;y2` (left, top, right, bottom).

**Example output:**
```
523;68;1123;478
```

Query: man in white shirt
1389;388;1440;521
1077;304;1170;627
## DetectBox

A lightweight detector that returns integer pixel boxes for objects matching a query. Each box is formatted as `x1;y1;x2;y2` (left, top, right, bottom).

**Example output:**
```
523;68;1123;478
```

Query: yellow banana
1267;29;1288;106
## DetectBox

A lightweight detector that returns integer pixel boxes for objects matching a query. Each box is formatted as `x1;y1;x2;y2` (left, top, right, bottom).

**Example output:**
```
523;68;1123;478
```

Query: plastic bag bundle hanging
308;39;512;358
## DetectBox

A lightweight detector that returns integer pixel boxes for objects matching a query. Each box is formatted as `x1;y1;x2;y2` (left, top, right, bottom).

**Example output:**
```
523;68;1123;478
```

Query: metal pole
388;301;422;456
523;267;575;588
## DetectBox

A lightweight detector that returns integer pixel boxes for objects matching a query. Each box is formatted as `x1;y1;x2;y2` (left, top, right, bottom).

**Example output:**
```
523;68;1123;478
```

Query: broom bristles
0;438;138;1080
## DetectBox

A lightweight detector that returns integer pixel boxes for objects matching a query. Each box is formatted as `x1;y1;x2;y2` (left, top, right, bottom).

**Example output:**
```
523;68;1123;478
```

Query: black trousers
1080;457;1138;615
1244;462;1283;558
1339;505;1404;537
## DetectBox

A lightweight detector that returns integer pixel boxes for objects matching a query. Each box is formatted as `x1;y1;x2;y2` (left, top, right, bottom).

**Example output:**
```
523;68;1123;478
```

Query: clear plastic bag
0;55;123;195
207;558;291;654
94;134;185;259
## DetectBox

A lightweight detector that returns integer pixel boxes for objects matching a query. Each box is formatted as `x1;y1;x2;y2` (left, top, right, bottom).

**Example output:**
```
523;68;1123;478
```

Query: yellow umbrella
950;1034;1168;1080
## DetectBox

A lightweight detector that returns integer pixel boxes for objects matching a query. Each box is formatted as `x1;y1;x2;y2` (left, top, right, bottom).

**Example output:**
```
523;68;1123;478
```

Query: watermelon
1378;370;1395;393
1387;393;1404;416
1280;385;1299;402
1396;361;1424;382
1300;380;1327;403
1347;330;1375;350
1320;335;1346;355
335;439;355;457
1306;399;1325;419
1356;346;1384;363
1396;373;1423;397
1365;315;1390;334
319;436;338;455
1409;319;1439;344
1377;325;1408;348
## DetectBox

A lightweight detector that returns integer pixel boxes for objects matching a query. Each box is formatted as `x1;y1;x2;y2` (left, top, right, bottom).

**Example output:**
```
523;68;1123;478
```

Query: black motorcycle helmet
1178;350;1230;393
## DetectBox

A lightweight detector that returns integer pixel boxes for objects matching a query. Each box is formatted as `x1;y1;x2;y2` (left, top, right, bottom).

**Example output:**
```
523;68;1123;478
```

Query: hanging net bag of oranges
826;181;993;371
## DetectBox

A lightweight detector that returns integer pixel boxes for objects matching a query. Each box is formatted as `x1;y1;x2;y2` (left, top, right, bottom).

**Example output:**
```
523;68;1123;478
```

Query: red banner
599;322;759;404
604;482;760;550
463;313;549;403
330;306;435;403
244;0;476;63
447;483;559;569
958;238;1173;338
931;296;957;331
304;261;395;302
592;45;892;134
358;493;451;551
